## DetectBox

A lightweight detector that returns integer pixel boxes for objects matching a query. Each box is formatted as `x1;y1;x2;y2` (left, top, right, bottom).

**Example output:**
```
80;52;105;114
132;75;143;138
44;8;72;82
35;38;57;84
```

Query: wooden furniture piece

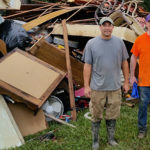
29;38;84;88
0;49;66;110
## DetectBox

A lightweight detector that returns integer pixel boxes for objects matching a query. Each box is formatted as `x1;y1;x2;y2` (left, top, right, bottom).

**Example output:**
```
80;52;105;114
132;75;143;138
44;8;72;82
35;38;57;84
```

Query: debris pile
0;0;149;148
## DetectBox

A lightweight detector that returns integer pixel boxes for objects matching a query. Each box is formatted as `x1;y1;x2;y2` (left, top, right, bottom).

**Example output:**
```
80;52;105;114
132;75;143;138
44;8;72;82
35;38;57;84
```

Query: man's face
99;22;114;38
146;20;150;32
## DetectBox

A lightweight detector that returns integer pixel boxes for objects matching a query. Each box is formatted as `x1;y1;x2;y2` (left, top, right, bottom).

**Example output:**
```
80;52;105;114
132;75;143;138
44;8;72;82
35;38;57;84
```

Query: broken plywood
0;49;65;110
29;39;84;87
52;24;137;43
8;103;47;136
0;95;24;149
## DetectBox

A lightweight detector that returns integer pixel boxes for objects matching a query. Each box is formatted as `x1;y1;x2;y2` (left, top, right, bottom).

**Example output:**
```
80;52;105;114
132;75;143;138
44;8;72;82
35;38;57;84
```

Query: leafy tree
142;0;150;11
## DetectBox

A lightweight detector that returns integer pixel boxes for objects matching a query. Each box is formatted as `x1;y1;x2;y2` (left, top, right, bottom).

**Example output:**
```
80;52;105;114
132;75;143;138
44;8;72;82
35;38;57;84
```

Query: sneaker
138;131;146;139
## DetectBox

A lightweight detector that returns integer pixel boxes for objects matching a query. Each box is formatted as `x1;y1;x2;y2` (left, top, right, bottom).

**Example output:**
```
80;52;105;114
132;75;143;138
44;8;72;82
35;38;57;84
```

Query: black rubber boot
92;121;100;150
106;119;118;146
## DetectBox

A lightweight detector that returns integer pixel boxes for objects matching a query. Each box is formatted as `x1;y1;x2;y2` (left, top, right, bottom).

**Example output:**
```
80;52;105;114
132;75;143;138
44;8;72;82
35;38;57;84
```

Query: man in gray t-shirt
83;17;129;150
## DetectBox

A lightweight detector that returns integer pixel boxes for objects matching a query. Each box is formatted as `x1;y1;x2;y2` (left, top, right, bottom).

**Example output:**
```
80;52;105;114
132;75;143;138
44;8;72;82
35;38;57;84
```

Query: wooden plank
31;0;50;4
8;103;47;136
28;36;45;55
29;40;84;87
45;113;76;128
0;95;24;149
52;24;137;43
62;19;76;121
0;49;65;110
38;3;59;18
66;0;93;21
21;4;47;9
22;7;79;31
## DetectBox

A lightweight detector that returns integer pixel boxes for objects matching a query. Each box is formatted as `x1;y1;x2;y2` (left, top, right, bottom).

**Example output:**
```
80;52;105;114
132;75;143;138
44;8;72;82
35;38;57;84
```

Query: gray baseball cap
99;17;114;25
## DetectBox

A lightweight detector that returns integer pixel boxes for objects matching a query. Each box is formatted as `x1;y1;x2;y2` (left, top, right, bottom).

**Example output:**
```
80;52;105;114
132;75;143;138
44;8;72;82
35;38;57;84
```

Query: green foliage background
143;0;150;11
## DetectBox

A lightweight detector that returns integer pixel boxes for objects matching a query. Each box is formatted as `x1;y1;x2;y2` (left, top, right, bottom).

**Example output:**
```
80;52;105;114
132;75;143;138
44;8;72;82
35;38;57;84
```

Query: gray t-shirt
82;35;129;91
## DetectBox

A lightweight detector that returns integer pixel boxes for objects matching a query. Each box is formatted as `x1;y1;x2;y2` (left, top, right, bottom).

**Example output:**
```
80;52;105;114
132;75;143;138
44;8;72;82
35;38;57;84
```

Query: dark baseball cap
146;14;150;22
99;17;114;25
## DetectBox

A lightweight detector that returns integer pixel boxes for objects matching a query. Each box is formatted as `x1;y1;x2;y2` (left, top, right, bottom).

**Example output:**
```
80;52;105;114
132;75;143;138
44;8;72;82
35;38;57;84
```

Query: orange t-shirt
131;32;150;86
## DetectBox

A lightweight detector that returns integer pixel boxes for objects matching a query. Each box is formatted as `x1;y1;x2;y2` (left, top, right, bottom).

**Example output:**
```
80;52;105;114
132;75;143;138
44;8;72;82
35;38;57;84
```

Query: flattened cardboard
8;102;47;136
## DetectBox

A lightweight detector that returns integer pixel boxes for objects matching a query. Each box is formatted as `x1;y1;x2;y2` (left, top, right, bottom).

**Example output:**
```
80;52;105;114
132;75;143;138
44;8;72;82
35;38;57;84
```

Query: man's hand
130;76;137;86
84;86;91;98
123;82;130;93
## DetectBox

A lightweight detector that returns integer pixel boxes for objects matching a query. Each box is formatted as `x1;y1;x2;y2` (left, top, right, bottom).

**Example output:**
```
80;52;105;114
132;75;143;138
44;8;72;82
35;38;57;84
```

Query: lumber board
62;19;76;121
45;113;76;128
52;24;137;43
22;7;79;31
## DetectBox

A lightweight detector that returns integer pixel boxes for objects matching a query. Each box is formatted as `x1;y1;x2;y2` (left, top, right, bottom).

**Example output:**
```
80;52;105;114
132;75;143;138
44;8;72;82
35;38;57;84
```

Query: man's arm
122;60;130;93
83;63;92;98
130;54;138;86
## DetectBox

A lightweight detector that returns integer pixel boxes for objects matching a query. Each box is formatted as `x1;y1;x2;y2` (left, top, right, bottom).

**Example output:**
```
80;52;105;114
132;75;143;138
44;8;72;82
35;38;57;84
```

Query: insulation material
52;24;137;43
0;0;21;10
0;95;24;149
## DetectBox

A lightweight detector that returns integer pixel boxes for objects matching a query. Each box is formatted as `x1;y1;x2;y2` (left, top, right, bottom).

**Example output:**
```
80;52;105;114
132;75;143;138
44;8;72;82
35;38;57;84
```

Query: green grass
10;103;150;150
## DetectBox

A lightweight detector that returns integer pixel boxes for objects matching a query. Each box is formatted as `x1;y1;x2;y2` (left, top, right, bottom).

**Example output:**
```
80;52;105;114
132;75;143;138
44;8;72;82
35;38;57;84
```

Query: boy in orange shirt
130;14;150;139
